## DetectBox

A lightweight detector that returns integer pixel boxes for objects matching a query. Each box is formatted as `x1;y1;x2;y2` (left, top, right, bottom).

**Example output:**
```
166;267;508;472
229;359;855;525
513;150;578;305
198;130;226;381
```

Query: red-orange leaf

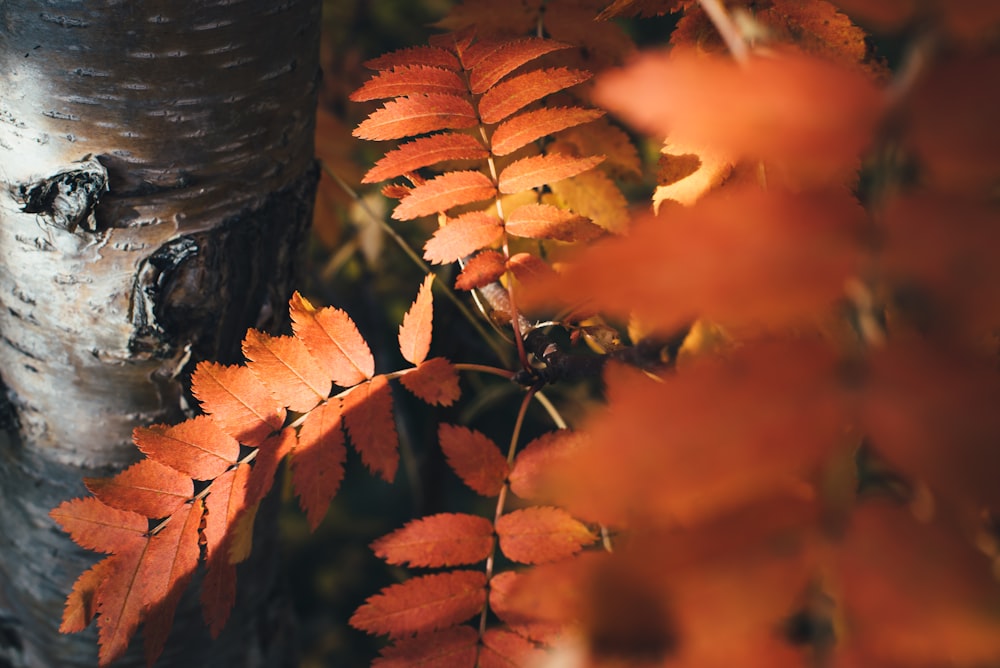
201;463;251;637
355;94;477;141
50;498;147;555
496;507;597;564
351;65;466;101
526;186;865;334
423;211;503;264
349;570;487;637
399;274;435;365
491;106;605;156
455;250;507;291
85;459;192;518
507;252;556;287
510;430;585;502
372;626;479;668
480;629;546;668
243;329;331;413
139;498;203;666
393;171;497;221
365;46;461;71
489;570;565;644
292;400;347;530
400;357;461;406
191;361;285;446
594;51;882;181
479;68;592;124
133;416;240;480
342;375;399;482
836;501;1000;665
290;291;375;387
438;424;509;496
363;133;488;184
245;427;297;507
498;153;604;194
92;496;203;667
506;203;604;242
92;545;145;665
469;37;570;94
60;557;114;634
372;513;495;567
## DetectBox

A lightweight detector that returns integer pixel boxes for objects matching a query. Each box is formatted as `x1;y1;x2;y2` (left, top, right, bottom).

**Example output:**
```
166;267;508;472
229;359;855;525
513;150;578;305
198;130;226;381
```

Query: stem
453;363;517;380
322;163;511;366
385;363;515;382
477;386;538;641
533;390;567;429
699;0;749;63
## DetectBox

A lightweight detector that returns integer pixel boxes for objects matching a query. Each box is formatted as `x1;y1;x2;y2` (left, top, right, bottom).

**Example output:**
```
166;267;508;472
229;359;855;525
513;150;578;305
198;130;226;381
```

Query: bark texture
0;1;321;665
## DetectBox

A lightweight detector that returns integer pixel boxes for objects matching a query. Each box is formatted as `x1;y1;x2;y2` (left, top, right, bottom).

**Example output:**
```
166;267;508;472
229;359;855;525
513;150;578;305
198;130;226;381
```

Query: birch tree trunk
0;1;321;665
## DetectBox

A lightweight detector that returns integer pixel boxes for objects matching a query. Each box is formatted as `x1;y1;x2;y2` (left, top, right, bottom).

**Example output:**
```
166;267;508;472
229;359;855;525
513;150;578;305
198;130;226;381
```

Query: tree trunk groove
0;1;321;665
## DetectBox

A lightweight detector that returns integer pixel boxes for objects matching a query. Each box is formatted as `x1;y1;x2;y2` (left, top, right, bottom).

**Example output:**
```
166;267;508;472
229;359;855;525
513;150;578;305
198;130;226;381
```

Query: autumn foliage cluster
52;0;1000;666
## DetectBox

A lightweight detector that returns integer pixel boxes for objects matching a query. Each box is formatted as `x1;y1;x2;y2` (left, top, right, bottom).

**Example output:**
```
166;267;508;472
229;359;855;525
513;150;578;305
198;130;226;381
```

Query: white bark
0;1;321;664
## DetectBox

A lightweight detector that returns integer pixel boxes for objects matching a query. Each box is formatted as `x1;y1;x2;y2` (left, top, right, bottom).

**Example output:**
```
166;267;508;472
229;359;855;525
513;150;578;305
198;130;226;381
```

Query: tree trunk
0;1;320;665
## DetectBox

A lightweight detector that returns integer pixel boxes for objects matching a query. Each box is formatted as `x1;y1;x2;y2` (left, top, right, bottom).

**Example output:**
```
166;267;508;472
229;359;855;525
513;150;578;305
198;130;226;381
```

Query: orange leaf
510;430;585;502
50;498;147;555
479;67;593;124
349;570;487;638
423;211;503;264
507;252;555;287
551;116;642;179
343;375;399;482
363;132;488;184
492;106;605;156
469;37;570;93
372;513;494;568
351;65;467;101
244;427;296;506
290;291;375;386
191;361;285;446
597;0;691;19
133;416;240;480
594;51;882;182
489;570;565;644
243;330;331;413
89;548;145;665
365;45;461;71
400;357;461;407
506;203;603;243
527;186;865;334
393;170;497;220
92;498;203;666
496;506;596;564
292;400;347;530
836;502;1000;665
85;459;192;518
480;628;546;668
399;275;435;365
498;153;604;194
60;557;114;634
863;341;1000;512
139;498;204;666
201;463;251;637
372;626;479;668
355;94;478;141
653;138;734;209
908;53;1000;194
455;250;506;291
438;423;510;496
548;342;849;527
